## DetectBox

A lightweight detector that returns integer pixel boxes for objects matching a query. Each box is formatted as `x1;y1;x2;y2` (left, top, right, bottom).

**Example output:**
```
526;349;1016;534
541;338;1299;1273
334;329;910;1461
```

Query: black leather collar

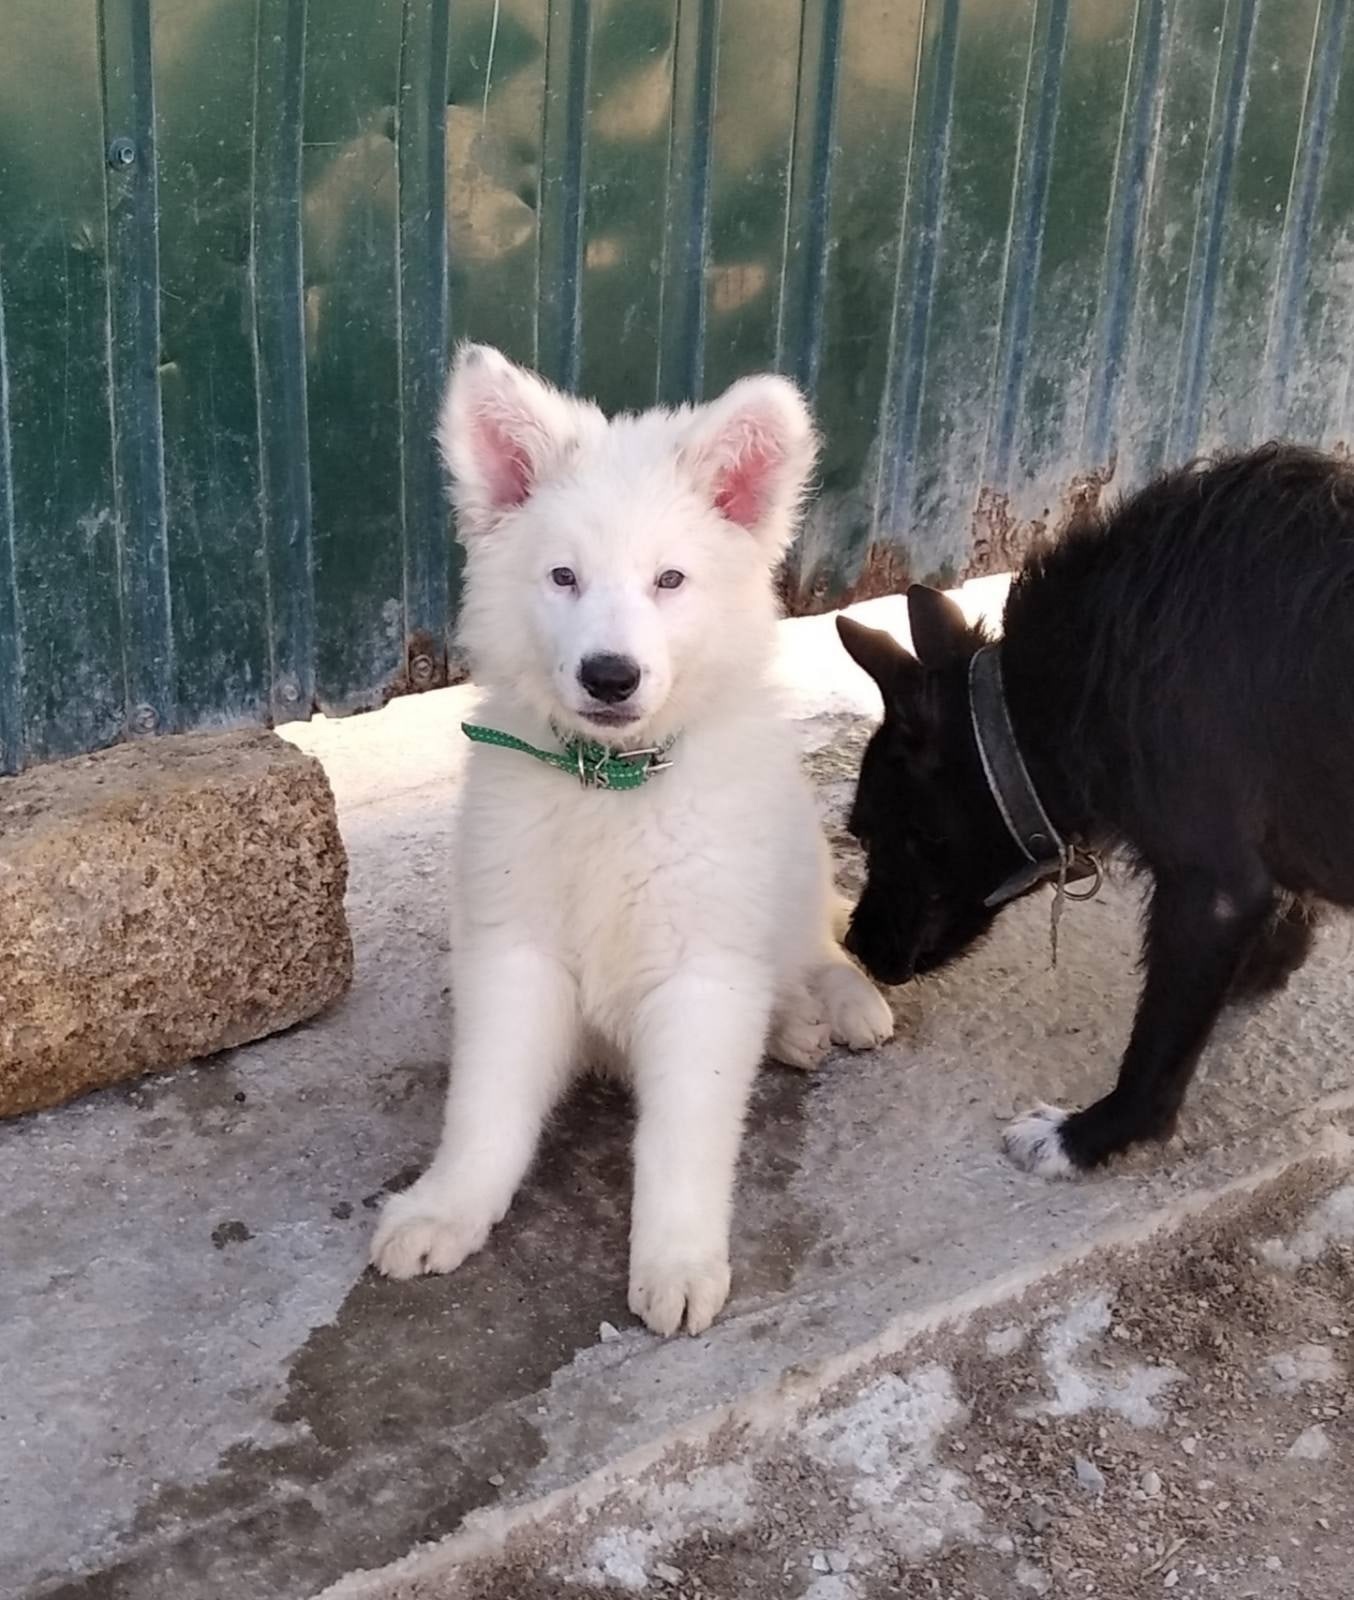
967;645;1093;908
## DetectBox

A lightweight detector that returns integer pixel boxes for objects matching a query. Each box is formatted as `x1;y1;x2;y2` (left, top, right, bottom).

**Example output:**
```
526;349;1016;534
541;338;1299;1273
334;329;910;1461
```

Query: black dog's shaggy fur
837;443;1354;1175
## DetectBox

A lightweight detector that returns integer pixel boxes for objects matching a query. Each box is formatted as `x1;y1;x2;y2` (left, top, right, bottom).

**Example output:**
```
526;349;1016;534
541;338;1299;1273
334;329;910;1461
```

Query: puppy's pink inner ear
473;411;534;511
711;433;784;530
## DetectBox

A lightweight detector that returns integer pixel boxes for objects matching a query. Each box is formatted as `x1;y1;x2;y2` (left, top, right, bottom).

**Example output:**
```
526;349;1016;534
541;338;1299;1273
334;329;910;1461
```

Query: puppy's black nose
578;653;641;704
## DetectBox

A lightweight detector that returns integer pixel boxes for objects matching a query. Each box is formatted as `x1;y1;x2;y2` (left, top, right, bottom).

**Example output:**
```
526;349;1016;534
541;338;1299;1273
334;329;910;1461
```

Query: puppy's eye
656;569;685;591
549;566;577;588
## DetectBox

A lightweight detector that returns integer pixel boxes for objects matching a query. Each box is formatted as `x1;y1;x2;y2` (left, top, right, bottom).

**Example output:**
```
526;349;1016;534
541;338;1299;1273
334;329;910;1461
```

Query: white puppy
371;345;893;1335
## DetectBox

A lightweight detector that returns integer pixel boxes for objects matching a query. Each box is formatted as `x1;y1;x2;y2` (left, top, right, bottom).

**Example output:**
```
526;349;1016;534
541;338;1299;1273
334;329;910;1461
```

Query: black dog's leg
1230;896;1315;1001
1005;863;1274;1175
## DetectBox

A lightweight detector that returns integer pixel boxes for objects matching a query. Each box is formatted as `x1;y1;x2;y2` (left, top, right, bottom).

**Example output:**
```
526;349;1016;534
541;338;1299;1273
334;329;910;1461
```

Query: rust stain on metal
782;462;1119;616
380;630;467;704
962;462;1117;583
965;485;1045;579
780;542;913;618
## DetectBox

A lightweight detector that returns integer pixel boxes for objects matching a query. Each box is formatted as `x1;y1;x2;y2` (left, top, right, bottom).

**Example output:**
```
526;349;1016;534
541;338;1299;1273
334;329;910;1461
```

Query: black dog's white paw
1002;1104;1077;1179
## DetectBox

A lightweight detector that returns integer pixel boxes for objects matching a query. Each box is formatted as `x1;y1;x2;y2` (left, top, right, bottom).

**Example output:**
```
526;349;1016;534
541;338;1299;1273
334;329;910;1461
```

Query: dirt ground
370;1156;1353;1600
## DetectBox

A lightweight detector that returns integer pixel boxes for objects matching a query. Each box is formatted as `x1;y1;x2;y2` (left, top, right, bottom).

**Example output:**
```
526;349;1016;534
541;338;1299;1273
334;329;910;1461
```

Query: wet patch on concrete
210;1219;254;1249
29;1066;822;1600
732;1071;822;1301
112;1046;250;1127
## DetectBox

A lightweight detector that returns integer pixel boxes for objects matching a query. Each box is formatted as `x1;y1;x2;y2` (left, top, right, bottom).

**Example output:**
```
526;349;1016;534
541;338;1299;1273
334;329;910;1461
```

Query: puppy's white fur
370;345;893;1335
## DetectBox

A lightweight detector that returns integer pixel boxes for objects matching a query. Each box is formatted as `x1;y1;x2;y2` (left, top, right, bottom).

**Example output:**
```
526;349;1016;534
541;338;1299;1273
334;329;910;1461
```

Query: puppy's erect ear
907;583;973;665
836;616;922;704
437;343;587;537
680;375;818;552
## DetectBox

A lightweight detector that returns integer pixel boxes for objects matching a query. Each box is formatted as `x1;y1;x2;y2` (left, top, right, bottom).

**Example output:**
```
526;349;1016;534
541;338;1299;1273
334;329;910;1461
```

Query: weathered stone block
0;731;352;1118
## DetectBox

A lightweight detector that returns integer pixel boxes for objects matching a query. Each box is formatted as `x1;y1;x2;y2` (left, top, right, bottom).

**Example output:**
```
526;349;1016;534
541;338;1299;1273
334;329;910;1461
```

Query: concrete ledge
318;1141;1354;1600
0;731;352;1118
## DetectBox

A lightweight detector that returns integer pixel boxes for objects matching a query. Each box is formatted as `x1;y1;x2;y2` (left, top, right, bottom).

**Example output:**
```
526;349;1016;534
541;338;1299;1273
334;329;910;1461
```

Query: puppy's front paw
369;1182;494;1280
1002;1104;1076;1179
769;999;831;1071
816;962;895;1050
628;1248;731;1337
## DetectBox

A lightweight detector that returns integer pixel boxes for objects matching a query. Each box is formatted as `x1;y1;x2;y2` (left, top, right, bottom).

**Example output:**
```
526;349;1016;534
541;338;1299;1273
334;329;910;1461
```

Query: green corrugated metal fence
2;0;1353;771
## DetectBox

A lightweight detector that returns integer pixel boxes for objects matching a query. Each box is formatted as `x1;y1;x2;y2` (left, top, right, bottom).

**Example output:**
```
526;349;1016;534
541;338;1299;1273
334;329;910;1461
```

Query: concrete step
318;1143;1354;1600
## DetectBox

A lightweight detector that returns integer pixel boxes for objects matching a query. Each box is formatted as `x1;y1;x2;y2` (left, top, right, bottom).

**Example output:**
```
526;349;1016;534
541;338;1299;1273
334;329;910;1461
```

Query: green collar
462;721;675;791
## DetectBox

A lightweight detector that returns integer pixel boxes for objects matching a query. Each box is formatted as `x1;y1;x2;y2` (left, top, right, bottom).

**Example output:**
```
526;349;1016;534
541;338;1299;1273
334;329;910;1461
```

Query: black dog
836;443;1354;1177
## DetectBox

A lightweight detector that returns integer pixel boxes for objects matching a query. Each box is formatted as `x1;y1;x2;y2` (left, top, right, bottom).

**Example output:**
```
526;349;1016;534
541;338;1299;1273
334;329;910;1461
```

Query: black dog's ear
836;615;921;699
907;584;972;665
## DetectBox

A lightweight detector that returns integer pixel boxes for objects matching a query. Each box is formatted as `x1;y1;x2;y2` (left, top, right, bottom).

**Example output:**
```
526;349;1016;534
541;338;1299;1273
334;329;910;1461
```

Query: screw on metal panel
130;703;159;734
408;653;435;687
108;137;138;169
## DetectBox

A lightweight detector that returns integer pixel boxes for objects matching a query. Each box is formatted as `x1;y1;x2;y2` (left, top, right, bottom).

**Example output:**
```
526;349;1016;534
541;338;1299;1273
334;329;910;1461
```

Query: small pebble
653;1563;683;1585
986;1325;1026;1357
1140;1469;1162;1498
1074;1456;1106;1494
487;1472;505;1488
1287;1424;1331;1461
827;1551;851;1574
1180;1436;1198;1457
811;1552;830;1574
1015;1561;1052;1596
598;1321;622;1343
1163;1571;1179;1590
1265;1556;1283;1572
